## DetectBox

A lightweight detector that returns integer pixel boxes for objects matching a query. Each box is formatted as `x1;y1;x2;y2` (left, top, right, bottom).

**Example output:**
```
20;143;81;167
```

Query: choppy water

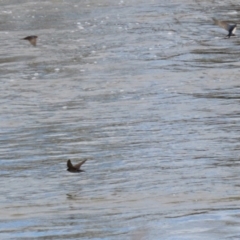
1;0;240;239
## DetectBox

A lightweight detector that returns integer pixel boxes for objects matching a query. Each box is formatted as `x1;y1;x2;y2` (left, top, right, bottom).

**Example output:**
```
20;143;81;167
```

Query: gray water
1;0;240;239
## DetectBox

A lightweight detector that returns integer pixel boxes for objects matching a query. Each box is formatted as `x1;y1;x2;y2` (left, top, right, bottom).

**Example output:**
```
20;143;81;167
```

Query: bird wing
22;36;37;46
213;18;229;31
73;159;88;170
67;159;74;169
213;18;237;32
29;38;37;46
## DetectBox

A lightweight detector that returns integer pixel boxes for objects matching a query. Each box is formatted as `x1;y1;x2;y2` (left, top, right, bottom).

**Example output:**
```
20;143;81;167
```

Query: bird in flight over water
213;18;237;38
21;36;38;46
67;159;88;173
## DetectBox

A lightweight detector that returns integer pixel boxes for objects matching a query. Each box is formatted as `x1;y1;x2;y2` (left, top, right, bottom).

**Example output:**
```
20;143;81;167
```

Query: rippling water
1;0;240;239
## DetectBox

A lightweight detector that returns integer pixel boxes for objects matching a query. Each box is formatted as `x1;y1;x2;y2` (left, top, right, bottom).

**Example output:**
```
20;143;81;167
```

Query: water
1;0;240;239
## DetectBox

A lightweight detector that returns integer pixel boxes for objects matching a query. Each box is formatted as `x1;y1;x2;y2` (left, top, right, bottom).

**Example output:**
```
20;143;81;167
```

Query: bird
21;36;38;46
67;159;88;173
213;18;237;38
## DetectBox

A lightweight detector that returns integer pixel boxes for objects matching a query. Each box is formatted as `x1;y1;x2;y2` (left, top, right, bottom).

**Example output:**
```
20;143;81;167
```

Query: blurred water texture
1;0;240;239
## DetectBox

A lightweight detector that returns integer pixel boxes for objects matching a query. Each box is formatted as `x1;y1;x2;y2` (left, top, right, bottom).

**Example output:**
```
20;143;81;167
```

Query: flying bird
21;35;38;46
67;159;88;173
213;18;237;38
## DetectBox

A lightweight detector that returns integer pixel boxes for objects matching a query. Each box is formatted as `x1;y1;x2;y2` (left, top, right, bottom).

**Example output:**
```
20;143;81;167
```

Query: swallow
67;159;88;173
21;36;38;46
213;18;237;38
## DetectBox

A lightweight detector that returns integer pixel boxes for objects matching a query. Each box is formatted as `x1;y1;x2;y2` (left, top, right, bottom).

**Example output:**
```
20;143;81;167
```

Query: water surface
1;0;240;239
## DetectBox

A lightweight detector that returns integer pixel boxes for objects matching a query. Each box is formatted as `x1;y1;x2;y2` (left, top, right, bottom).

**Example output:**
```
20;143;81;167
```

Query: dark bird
67;159;88;173
213;18;237;38
21;36;38;46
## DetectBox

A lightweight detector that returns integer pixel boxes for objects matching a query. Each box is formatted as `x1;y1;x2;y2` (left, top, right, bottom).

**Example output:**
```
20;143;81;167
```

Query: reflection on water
1;0;240;239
